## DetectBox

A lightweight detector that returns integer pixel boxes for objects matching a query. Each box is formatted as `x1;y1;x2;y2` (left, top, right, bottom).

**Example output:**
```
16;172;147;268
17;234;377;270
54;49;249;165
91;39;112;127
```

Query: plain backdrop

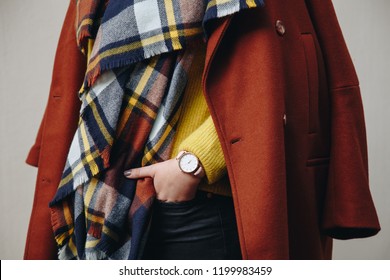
0;0;389;260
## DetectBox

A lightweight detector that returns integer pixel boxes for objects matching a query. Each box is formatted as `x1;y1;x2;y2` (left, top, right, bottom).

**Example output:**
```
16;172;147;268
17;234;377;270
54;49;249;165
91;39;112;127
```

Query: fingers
124;164;155;179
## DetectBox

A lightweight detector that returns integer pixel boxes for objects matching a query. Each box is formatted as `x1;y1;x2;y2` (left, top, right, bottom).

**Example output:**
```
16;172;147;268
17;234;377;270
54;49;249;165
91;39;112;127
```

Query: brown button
283;114;287;126
206;192;213;199
276;20;286;36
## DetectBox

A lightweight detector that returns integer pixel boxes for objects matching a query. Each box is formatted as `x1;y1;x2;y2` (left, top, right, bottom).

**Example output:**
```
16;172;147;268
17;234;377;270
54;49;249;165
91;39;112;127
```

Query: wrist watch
176;151;204;177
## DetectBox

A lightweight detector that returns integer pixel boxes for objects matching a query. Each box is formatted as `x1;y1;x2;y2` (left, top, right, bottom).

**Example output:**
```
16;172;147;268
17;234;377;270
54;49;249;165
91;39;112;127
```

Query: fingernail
124;170;131;176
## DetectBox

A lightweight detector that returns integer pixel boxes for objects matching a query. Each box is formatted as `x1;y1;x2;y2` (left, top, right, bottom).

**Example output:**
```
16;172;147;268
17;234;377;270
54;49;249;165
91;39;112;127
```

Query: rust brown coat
24;0;380;259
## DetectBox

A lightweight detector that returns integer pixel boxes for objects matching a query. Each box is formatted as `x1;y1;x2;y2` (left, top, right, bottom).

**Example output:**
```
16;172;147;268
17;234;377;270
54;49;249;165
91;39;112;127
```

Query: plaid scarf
49;0;264;260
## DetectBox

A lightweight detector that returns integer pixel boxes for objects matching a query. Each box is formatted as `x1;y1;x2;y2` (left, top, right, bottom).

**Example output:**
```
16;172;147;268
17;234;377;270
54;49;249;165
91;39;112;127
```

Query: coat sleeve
24;0;86;259
306;0;380;239
25;0;81;168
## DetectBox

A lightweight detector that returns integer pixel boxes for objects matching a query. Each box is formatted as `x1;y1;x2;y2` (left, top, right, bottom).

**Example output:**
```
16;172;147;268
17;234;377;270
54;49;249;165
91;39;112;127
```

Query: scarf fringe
57;243;109;260
84;39;192;89
85;250;108;260
58;244;75;260
76;28;92;54
49;172;88;206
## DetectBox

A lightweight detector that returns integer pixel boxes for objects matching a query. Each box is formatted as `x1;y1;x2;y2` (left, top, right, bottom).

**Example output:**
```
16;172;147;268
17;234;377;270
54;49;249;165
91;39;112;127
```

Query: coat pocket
301;33;320;134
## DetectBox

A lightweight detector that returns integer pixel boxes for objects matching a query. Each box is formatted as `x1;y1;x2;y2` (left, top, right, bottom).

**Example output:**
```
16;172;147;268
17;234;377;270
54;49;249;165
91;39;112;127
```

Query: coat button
275;20;286;36
283;114;287;126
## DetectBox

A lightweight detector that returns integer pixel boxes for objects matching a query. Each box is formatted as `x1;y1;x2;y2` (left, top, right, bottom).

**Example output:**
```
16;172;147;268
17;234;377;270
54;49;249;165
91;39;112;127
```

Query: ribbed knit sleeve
178;116;227;184
169;42;229;192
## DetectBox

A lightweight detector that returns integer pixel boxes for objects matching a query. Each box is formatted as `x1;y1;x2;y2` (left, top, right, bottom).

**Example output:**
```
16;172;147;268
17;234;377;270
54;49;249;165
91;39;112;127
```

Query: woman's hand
124;158;205;202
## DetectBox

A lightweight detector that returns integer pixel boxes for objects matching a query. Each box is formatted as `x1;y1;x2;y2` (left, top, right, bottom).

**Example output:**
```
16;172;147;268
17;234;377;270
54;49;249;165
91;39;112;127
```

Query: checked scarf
49;0;264;259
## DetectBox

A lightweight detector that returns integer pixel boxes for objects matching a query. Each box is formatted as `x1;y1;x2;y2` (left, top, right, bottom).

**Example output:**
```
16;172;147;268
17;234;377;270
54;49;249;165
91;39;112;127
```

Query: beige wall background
0;0;389;259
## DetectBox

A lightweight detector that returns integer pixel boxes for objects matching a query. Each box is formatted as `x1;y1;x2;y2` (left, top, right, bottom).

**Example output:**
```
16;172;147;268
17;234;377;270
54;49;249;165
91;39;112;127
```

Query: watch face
179;153;199;173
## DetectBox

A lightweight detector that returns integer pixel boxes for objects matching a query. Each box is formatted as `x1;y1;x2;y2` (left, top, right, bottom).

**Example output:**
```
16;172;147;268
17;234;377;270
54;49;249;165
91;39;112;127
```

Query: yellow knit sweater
170;43;232;197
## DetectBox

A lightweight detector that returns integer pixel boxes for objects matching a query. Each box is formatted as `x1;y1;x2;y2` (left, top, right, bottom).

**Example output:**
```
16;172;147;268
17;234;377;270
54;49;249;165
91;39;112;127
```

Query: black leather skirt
141;190;242;260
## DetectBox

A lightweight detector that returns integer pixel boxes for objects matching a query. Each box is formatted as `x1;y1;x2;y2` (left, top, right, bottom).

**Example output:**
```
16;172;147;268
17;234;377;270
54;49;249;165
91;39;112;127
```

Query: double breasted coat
24;0;380;259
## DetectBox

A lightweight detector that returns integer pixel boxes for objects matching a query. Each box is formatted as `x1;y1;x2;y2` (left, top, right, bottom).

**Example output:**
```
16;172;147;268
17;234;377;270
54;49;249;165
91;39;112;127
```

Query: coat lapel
203;15;233;88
